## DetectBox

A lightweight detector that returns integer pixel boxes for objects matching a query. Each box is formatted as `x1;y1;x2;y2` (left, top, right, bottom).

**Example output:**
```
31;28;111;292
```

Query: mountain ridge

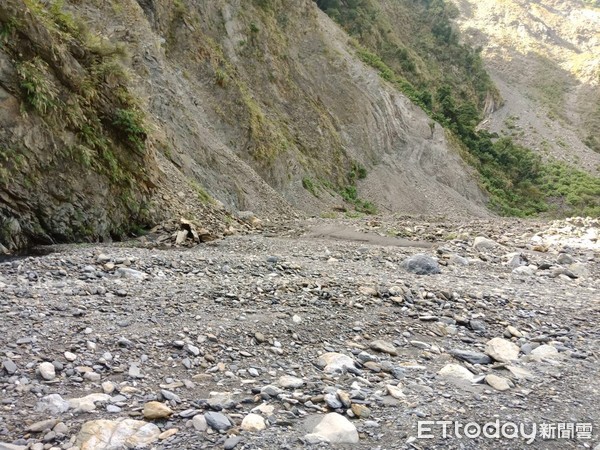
451;0;600;173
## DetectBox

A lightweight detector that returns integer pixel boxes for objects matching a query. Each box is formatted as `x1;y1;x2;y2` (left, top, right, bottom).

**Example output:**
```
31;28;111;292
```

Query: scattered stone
204;411;232;431
336;390;351;408
101;381;116;394
316;353;357;374
116;267;148;280
505;326;523;338
358;286;378;296
386;384;405;399
261;385;283;397
569;262;589;278
530;345;560;361
161;389;181;402
469;319;487;332
485;374;511;391
324;393;343;409
26;419;59;433
369;339;397;355
54;422;68;435
0;444;26;450
143;401;173;420
128;364;142;378
223;436;242;450
64;352;77;362
512;265;537;276
304;413;359;444
192;415;208;432
448;254;469;266
35;394;70;415
473;236;498;250
557;253;574;265
158;428;178;440
278;375;304;389
506;366;535;381
2;359;17;375
241;414;266;432
449;349;492;365
84;371;101;382
0;217;597;449
68;393;111;412
410;340;430;350
400;254;441;275
38;362;56;381
252;403;275;416
351;403;371;418
438;364;474;381
485;338;520;363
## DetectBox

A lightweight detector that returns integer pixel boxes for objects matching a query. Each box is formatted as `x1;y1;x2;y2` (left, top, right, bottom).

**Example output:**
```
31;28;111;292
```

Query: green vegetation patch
0;0;154;240
539;163;600;217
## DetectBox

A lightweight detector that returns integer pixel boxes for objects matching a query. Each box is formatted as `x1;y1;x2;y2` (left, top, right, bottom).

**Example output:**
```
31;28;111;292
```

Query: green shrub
355;199;377;214
215;68;229;87
112;108;147;153
340;185;357;202
539;163;600;216
302;177;319;197
349;162;367;180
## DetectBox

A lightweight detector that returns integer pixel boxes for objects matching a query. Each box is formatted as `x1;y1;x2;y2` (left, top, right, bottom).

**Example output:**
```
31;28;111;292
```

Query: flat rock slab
485;374;511;391
0;444;27;450
438;364;475;381
449;349;492;365
76;419;160;450
369;340;398;355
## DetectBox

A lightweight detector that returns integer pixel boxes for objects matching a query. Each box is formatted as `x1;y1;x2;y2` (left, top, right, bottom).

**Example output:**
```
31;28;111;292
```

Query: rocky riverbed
0;216;599;450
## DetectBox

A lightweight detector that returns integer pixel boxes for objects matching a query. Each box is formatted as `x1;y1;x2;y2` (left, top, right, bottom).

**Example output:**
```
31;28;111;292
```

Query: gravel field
1;216;599;450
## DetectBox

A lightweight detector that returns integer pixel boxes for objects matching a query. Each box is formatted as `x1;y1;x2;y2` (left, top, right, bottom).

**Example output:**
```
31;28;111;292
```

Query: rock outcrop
0;0;490;251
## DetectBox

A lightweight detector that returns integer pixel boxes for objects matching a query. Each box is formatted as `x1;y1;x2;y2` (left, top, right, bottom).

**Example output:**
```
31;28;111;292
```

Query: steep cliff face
0;0;489;251
451;0;600;174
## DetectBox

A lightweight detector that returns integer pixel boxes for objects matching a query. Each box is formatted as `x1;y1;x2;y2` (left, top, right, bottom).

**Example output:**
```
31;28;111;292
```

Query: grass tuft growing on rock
16;58;60;115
